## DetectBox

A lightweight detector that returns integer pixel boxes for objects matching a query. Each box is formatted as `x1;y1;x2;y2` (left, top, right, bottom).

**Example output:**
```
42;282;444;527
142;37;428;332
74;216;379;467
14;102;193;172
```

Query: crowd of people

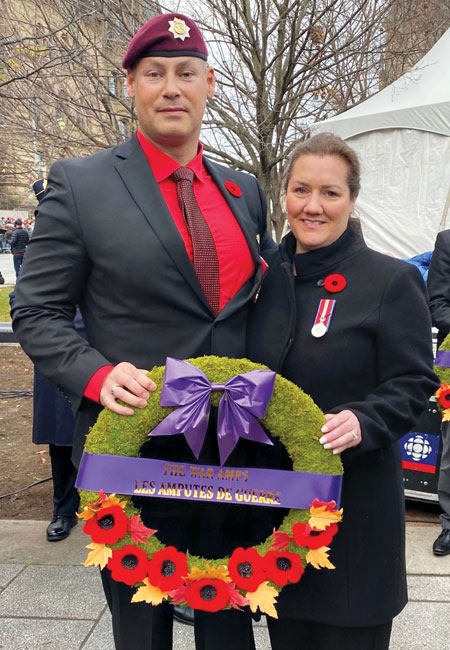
6;11;449;650
0;216;33;255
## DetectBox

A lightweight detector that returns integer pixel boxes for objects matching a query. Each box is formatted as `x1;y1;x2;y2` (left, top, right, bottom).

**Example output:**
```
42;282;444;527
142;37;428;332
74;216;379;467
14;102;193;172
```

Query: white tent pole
439;182;450;231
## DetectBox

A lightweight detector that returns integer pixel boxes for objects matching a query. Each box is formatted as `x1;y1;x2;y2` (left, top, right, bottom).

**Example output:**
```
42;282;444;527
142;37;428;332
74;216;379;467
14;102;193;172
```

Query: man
12;13;272;650
428;230;450;556
10;218;29;278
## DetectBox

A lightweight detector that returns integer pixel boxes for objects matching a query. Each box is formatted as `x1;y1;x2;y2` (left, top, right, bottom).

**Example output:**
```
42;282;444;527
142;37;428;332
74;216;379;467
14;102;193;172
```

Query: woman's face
286;154;357;253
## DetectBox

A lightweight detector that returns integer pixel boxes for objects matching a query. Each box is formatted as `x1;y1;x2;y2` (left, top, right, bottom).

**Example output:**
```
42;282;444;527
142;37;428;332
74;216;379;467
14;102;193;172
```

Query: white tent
311;28;450;258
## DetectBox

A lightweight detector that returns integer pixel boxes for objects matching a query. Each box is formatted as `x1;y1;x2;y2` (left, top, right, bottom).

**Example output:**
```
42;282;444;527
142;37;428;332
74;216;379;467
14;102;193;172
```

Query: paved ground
0;520;449;649
0;252;15;286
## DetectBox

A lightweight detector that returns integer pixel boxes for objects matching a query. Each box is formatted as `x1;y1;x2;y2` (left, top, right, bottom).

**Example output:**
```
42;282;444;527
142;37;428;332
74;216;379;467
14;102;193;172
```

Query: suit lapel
204;158;264;319
204;158;261;265
114;137;208;309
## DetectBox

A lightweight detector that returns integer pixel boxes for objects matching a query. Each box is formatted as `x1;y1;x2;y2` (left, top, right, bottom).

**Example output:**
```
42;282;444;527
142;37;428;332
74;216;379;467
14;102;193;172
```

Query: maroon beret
122;13;208;69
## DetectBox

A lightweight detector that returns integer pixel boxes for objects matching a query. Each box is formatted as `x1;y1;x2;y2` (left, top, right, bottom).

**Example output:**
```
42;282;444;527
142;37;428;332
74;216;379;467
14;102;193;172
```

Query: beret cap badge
168;18;191;41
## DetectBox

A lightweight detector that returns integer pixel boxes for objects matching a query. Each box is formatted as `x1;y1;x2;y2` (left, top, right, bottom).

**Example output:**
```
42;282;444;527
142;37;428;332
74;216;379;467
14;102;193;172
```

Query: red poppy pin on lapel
224;180;242;197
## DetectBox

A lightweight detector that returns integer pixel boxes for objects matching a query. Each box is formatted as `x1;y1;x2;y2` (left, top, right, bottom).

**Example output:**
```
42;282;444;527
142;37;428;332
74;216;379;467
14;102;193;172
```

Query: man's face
126;56;215;152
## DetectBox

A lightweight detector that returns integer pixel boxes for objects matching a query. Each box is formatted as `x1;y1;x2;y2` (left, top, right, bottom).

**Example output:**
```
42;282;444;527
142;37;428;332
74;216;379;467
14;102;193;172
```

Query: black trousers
49;444;79;518
267;617;393;650
101;569;255;650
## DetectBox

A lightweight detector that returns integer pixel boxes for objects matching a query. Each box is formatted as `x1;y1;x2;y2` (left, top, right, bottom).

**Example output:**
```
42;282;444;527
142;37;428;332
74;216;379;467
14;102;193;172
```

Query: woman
247;133;438;649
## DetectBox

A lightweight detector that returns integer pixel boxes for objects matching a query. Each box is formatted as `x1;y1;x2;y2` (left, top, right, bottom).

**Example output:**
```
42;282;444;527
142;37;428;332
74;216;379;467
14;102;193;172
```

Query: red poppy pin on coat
224;180;242;197
323;274;346;293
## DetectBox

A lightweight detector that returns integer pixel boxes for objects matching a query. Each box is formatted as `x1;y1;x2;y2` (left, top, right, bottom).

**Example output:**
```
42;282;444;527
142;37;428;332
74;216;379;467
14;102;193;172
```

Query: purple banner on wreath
435;350;450;368
76;452;342;510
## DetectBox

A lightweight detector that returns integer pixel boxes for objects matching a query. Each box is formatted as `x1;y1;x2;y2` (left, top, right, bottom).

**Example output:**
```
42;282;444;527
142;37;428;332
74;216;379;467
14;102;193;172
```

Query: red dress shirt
84;132;255;402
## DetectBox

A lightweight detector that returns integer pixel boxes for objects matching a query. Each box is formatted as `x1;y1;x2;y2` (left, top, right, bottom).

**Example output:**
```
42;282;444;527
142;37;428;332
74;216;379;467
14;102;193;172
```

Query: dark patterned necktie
171;167;220;316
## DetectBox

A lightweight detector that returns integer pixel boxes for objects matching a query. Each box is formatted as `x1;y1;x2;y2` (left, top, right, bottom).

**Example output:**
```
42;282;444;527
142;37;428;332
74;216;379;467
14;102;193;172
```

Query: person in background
10;218;29;278
247;132;438;650
32;178;81;542
427;230;450;555
11;13;272;650
9;179;81;541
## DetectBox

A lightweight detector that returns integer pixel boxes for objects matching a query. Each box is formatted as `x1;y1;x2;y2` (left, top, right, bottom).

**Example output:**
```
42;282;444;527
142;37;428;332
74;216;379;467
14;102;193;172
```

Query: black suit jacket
247;227;438;626
12;136;273;466
428;229;450;346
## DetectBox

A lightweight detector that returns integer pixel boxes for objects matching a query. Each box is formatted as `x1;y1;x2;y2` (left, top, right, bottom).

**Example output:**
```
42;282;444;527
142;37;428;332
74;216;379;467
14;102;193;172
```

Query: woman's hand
319;409;361;454
100;362;156;416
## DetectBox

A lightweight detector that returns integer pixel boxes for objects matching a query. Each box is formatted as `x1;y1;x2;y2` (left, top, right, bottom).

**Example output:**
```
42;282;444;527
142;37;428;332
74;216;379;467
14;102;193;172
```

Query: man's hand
100;362;156;415
319;409;362;454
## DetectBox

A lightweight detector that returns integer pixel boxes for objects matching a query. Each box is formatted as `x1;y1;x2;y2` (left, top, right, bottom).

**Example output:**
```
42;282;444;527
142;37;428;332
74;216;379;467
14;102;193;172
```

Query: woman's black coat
247;226;439;627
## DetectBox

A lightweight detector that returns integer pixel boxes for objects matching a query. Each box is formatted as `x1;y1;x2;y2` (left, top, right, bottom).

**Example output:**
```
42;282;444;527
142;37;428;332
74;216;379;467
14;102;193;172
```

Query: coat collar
280;221;367;280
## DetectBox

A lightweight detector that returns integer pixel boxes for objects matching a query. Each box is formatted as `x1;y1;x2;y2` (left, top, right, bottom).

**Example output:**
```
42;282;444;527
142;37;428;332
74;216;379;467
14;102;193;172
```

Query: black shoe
46;516;78;542
432;529;450;556
173;605;195;626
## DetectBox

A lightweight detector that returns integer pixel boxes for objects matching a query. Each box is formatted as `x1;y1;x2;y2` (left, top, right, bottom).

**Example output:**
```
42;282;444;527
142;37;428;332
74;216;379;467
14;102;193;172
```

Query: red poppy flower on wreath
263;550;305;587
185;578;230;612
147;546;188;591
83;505;128;544
224;180;242;197
228;547;266;592
292;522;339;549
438;386;450;409
107;545;149;586
323;273;346;293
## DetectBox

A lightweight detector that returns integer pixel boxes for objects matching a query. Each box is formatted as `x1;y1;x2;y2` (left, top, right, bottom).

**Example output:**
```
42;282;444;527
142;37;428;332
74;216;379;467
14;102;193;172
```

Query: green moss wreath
79;356;343;616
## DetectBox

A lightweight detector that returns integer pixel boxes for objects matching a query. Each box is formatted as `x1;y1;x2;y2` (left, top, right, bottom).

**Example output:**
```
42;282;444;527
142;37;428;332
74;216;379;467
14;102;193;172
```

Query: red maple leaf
310;499;337;511
167;585;188;605
227;583;250;609
127;515;157;544
270;529;293;550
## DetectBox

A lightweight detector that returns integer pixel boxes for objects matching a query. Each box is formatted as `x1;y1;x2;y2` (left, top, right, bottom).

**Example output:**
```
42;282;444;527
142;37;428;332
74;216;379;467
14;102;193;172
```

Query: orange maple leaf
306;546;335;570
131;578;169;605
99;494;127;510
308;503;343;531
246;581;278;619
83;542;112;570
128;515;157;544
76;506;97;521
442;410;450;422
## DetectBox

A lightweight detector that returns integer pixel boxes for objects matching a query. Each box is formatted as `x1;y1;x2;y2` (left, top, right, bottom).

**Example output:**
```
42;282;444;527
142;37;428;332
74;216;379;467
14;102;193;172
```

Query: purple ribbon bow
148;358;276;465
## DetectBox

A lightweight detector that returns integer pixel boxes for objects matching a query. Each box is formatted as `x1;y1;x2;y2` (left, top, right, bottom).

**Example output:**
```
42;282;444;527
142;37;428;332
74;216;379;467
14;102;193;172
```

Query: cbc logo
404;434;432;462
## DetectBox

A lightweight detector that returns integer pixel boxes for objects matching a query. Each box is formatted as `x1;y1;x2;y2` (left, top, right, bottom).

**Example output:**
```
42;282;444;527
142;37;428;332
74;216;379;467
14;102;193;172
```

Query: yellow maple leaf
246;581;278;619
308;505;343;531
188;564;231;582
100;494;127;510
83;542;112;570
77;506;96;521
306;546;335;570
442;409;450;422
131;578;169;605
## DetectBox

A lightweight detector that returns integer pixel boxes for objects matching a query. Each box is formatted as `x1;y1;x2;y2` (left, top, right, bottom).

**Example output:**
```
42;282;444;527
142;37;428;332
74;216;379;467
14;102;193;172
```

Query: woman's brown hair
282;132;361;199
